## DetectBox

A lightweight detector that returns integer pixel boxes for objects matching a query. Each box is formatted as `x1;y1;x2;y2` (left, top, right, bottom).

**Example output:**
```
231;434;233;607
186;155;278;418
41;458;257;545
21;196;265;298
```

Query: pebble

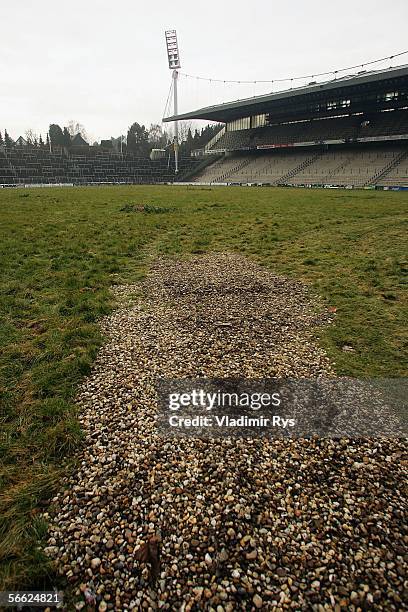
253;594;263;608
205;553;212;566
246;550;257;560
42;253;408;610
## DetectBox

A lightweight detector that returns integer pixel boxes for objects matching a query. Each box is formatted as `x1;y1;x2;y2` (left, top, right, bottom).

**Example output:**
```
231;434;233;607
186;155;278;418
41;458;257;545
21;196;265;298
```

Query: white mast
165;30;181;174
173;69;179;173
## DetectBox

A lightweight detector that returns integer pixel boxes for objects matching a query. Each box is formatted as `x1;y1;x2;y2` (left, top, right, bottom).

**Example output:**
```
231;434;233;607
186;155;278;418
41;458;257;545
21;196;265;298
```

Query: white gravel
43;253;407;611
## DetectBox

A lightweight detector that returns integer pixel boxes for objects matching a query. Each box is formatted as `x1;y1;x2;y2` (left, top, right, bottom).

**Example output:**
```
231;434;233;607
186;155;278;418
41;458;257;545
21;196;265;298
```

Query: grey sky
2;0;407;142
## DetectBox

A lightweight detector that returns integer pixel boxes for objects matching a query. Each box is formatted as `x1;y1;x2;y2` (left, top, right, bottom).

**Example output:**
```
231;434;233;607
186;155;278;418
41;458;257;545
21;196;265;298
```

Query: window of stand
251;114;267;128
327;100;338;111
227;117;251;131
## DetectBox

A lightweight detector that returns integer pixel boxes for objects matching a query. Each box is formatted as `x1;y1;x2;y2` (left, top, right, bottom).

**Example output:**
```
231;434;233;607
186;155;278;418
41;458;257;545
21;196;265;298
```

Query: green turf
0;184;407;589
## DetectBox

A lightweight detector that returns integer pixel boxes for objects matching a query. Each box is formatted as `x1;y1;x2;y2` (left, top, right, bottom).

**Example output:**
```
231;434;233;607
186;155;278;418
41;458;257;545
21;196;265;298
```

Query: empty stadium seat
0;148;201;185
193;145;408;187
210;110;408;153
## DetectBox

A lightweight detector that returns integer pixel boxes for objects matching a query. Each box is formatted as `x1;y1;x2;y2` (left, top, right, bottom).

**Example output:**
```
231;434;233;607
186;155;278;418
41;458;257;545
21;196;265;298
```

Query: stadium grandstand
165;64;408;189
0;146;200;187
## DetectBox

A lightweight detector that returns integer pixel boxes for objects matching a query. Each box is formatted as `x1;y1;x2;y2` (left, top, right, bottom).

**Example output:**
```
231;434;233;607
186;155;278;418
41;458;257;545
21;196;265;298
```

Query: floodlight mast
165;30;181;174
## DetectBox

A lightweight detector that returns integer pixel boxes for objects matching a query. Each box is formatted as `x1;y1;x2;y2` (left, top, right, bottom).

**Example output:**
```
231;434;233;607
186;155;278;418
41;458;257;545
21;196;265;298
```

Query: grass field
0;184;407;589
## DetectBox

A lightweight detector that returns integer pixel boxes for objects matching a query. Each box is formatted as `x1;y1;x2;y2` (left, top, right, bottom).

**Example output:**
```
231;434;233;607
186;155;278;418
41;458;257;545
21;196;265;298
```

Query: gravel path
44;253;407;611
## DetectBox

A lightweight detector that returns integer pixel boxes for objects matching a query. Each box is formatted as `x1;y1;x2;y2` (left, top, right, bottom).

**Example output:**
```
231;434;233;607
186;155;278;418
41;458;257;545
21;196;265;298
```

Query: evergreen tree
48;124;65;146
4;130;13;147
0;131;4;145
193;129;200;147
185;128;194;155
39;134;45;148
127;122;150;156
63;127;71;147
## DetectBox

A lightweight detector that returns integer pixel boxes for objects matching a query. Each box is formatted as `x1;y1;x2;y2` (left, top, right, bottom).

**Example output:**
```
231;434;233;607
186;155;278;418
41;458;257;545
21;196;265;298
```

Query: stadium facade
165;64;408;189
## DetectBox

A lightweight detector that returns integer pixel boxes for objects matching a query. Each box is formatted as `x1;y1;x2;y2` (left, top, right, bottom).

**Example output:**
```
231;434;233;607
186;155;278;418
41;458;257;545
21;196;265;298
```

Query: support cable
162;79;174;120
179;50;408;85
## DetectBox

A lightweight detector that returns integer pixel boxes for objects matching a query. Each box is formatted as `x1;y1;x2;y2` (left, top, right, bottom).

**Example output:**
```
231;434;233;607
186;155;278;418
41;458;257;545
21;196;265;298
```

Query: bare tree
67;120;88;142
148;124;168;148
25;129;38;145
178;121;193;143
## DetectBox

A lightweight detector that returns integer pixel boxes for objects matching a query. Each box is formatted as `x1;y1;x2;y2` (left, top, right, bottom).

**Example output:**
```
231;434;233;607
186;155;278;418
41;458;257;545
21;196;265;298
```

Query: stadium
1;62;408;189
1;5;407;610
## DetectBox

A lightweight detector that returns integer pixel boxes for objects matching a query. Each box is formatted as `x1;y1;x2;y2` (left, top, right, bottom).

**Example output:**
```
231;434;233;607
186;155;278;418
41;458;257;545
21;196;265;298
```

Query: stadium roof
163;64;408;124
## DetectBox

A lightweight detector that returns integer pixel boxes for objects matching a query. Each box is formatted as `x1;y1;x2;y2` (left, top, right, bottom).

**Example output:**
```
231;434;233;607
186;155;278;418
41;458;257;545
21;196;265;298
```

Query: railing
365;149;408;186
204;127;226;153
274;152;322;185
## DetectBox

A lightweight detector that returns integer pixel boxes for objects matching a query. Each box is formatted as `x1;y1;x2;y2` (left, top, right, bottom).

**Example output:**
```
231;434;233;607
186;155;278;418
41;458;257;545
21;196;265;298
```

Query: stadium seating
0;150;15;183
0;148;200;185
193;146;408;187
193;156;254;183
210;130;252;151
377;151;408;186
286;148;403;187
210;152;316;184
358;110;408;139
210;110;408;152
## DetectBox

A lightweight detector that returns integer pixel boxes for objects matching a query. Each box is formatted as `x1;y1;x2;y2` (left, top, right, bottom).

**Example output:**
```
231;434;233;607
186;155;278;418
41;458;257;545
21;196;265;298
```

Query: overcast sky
1;0;407;142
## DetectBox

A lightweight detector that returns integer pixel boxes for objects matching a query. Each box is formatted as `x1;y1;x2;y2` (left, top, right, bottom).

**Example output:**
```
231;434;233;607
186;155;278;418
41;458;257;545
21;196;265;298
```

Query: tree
188;123;223;151
25;129;38;146
49;124;65;146
4;130;13;147
0;131;3;146
127;122;150;156
148;124;168;149
195;129;202;147
186;128;194;149
175;121;221;156
39;134;45;148
179;126;194;156
178;121;193;143
63;127;71;147
67;120;88;142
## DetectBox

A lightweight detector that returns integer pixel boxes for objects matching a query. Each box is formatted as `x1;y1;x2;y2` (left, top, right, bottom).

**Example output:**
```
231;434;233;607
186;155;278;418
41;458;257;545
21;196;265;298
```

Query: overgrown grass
0;185;407;589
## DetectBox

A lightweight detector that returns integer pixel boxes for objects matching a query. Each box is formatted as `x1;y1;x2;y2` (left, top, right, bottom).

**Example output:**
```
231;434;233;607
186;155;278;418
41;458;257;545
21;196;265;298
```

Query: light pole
165;30;181;174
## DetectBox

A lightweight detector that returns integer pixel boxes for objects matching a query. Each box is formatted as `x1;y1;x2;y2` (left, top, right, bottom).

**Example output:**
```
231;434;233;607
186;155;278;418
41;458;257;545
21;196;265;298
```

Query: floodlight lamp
165;30;181;70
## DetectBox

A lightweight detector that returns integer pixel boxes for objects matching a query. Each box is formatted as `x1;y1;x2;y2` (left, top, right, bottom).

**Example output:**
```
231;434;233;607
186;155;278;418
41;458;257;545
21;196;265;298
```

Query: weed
119;203;172;213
